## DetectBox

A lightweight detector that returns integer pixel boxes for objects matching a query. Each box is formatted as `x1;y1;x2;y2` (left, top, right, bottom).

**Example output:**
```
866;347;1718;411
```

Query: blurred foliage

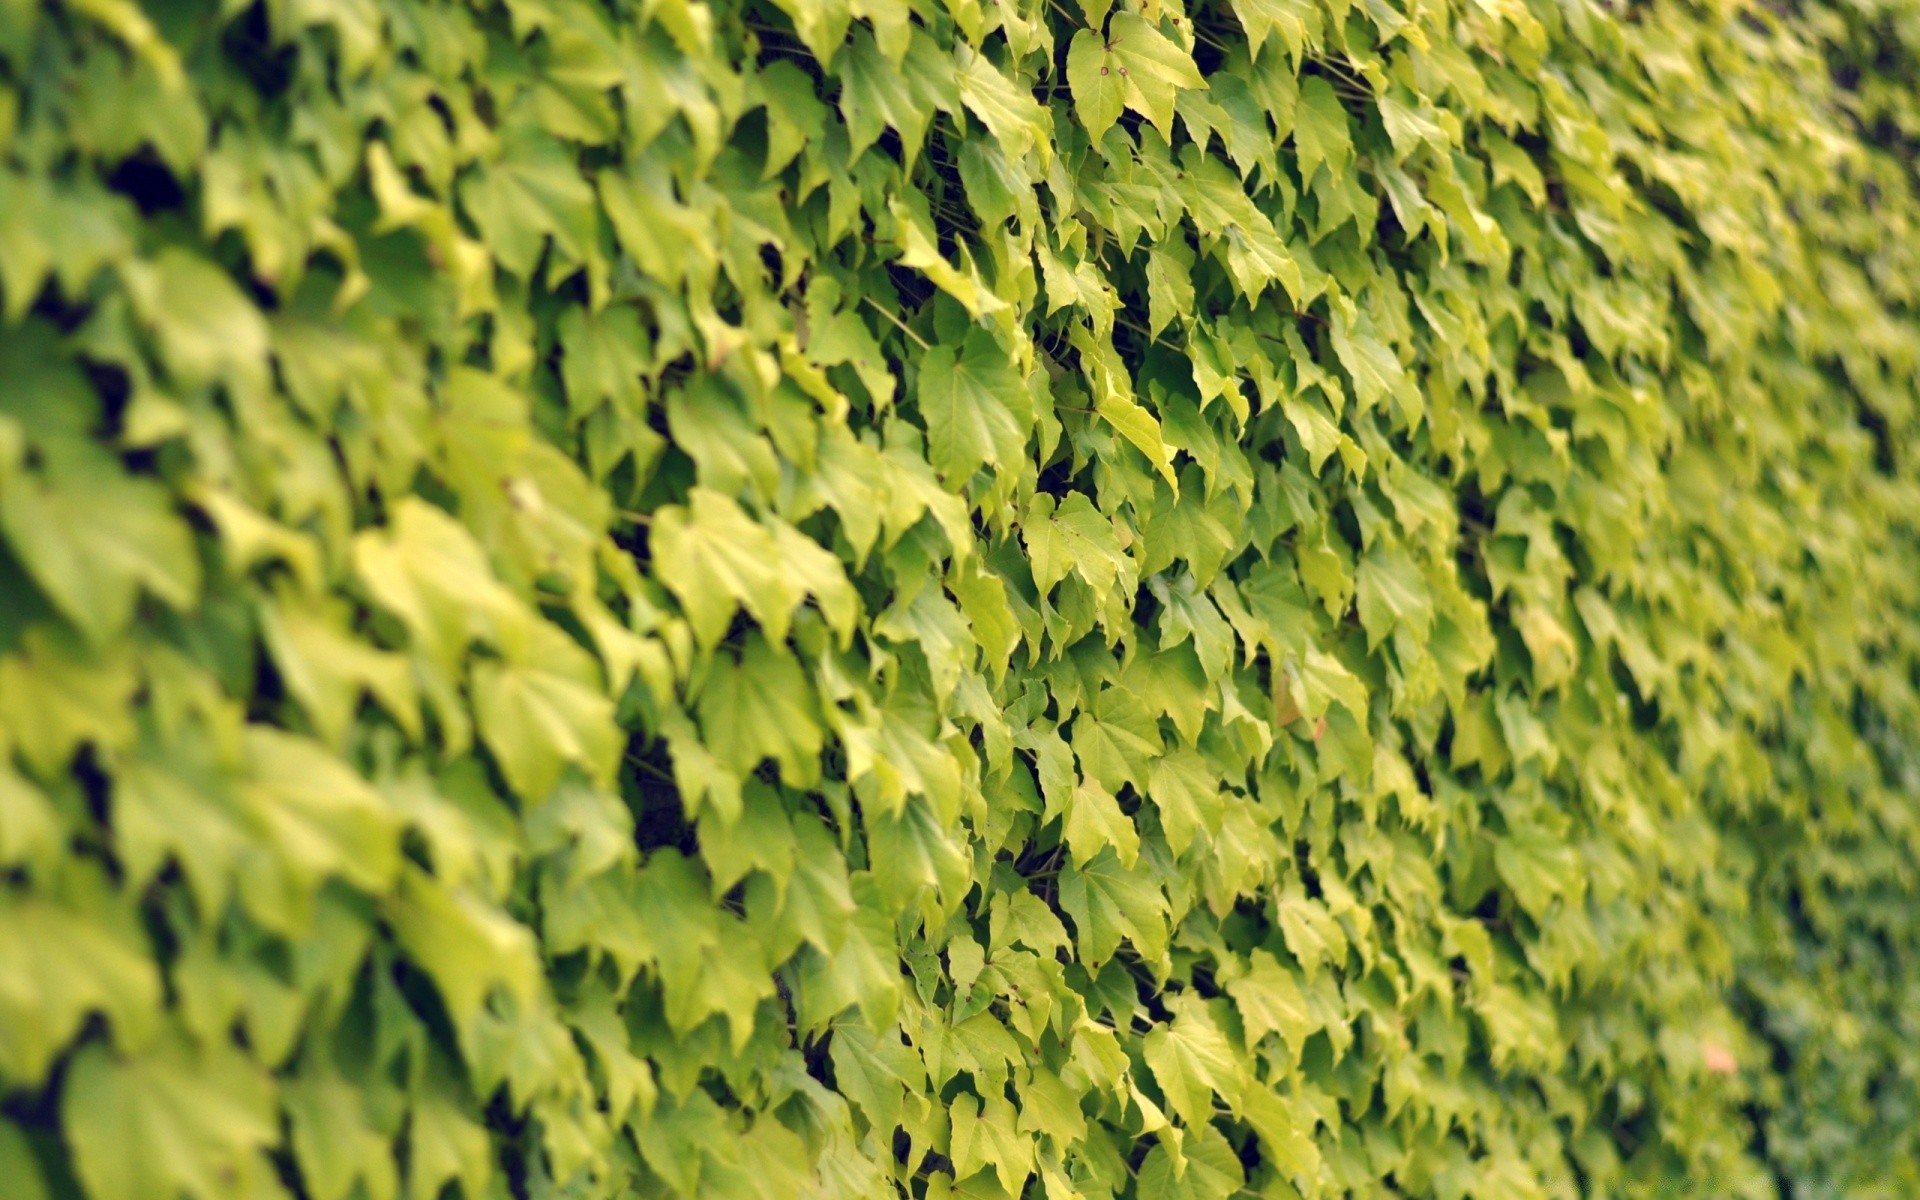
0;0;1918;1193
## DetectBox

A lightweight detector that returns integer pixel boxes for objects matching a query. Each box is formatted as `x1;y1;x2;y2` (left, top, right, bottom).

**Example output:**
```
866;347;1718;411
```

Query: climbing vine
2;0;1920;1193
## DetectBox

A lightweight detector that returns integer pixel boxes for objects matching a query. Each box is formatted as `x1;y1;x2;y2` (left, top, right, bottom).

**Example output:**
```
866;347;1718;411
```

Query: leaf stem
862;293;932;351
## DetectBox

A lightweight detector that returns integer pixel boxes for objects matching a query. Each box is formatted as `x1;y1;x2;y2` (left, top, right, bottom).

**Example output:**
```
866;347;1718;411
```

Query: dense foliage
4;0;1920;1191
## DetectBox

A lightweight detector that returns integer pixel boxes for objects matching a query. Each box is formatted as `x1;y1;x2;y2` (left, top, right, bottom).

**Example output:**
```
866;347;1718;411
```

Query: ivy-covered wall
3;0;1920;1193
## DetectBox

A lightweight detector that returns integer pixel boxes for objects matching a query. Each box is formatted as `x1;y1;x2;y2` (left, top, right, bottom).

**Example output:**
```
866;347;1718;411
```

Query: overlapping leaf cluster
4;0;1920;1192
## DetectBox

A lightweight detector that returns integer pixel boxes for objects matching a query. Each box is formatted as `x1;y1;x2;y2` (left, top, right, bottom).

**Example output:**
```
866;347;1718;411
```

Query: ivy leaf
1136;1126;1244;1200
1495;821;1581;919
63;1035;278;1200
1066;16;1203;140
761;0;851;61
459;120;597;278
1071;687;1162;794
1142;1002;1243;1129
830;1021;924;1134
1059;849;1167;969
1094;390;1180;488
1354;541;1435;650
1065;31;1126;140
651;488;797;651
1016;1069;1088;1147
0;1120;49;1200
0;894;162;1085
839;27;947;163
242;729;404;901
1379;89;1448;160
1239;1086;1322;1180
388;866;542;1031
351;499;536;675
1229;0;1318;63
1145;749;1225;856
1274;888;1346;978
698;781;797;895
868;796;970;912
0;176;133;323
949;558;1020;682
919;329;1033;484
473;660;619;800
989;890;1071;958
0;447;199;646
1292;77;1352;185
1023;492;1135;603
1330;301;1418;423
1062;777;1140;868
953;44;1050;165
1146;247;1195;335
950;1092;1034;1197
695;634;824;787
1225;949;1314;1051
122;248;270;390
0;762;59;873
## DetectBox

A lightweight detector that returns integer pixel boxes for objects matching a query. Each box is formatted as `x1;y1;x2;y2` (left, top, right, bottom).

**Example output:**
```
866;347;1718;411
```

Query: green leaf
1066;16;1203;140
949;557;1021;681
1278;390;1343;473
1354;541;1434;650
1142;1001;1243;1129
1059;849;1167;968
63;1035;278;1200
1240;1086;1321;1180
123;247;270;389
0;893;161;1084
1145;749;1224;856
0;628;138;777
387;866;541;1029
1225;949;1314;1051
1292;77;1351;185
285;1067;401;1200
0;1119;50;1200
0;446;199;645
261;590;420;746
1329;300;1418;423
1065;30;1126;141
1146;247;1195;336
698;780;797;893
459;120;597;278
839;27;949;163
1136;1126;1244;1200
1379;89;1447;161
1023;492;1136;603
919;329;1033;484
695;633;824;786
1495;820;1581;919
950;1092;1034;1197
0;176;133;323
242;728;404;902
1071;687;1162;794
1274;887;1345;978
0;762;60;871
1061;776;1139;868
1229;0;1318;63
650;488;795;651
473;659;619;800
953;44;1050;165
761;0;851;60
868;795;970;912
830;1020;924;1134
1094;389;1180;488
352;498;535;674
990;889;1071;958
